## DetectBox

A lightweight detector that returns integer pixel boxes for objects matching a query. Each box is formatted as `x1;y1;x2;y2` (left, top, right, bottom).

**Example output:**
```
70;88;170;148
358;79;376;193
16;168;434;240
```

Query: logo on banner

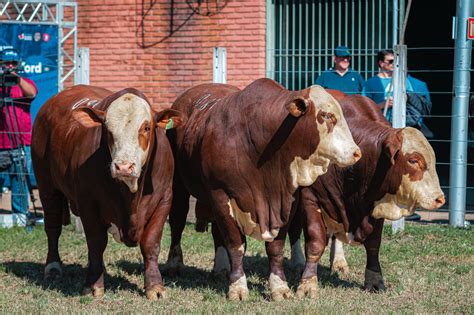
43;33;50;42
22;62;43;74
18;33;32;41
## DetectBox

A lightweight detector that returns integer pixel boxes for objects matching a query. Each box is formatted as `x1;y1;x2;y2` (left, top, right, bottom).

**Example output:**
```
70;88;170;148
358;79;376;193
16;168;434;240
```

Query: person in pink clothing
0;48;38;225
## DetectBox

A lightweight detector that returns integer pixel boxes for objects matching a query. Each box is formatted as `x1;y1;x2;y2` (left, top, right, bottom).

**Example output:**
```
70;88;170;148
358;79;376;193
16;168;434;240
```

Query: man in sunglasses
363;49;396;115
363;49;432;126
315;46;365;95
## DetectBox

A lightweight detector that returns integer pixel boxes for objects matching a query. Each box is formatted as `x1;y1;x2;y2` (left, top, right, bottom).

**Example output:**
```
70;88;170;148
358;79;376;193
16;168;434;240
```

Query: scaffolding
0;0;78;90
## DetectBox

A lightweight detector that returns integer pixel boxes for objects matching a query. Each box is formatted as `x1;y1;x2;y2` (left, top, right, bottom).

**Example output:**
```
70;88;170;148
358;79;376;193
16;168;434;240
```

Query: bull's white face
372;128;445;220
290;85;361;188
105;93;153;193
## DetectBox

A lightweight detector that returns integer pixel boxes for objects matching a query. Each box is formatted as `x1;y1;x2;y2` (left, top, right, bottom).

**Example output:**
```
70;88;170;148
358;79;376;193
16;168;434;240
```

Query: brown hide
306;93;425;242
31;85;174;246
170;79;321;238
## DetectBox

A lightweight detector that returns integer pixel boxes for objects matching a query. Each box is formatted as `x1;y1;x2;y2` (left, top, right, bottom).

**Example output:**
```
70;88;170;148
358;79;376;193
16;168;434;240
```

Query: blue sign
0;23;59;121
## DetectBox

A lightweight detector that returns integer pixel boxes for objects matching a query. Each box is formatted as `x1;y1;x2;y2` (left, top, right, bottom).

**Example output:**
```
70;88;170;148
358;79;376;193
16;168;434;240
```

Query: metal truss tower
0;0;78;90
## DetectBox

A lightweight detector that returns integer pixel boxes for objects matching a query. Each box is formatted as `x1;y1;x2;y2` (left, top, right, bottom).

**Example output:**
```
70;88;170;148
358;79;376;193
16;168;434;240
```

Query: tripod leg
9;153;30;224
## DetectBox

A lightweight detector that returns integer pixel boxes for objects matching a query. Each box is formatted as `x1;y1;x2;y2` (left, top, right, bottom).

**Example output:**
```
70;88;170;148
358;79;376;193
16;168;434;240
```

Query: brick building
77;0;267;107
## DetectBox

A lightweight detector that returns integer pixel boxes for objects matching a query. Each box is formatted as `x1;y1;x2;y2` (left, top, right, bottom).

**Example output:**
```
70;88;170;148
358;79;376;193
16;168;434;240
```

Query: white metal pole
76;47;90;85
213;47;227;84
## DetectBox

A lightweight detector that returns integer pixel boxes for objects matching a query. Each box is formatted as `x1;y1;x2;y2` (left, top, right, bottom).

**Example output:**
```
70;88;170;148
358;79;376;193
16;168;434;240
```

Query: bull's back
170;83;240;200
172;83;240;118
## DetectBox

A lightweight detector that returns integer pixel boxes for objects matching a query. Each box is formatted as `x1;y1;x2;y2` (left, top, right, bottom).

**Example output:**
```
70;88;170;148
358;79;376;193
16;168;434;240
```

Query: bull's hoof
331;258;349;274
227;276;249;301
81;286;105;297
44;262;63;281
145;284;166;300
269;273;293;302
228;286;249;301
271;287;293;302
296;276;318;299
364;268;385;292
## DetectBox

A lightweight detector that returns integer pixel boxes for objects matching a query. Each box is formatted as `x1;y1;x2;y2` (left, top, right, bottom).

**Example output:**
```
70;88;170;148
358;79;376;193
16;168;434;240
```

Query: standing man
363;49;433;129
316;46;365;95
363;49;396;119
0;48;38;226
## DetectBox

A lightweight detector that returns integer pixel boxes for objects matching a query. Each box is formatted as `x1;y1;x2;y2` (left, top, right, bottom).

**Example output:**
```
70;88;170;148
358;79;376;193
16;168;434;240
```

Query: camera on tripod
0;48;23;90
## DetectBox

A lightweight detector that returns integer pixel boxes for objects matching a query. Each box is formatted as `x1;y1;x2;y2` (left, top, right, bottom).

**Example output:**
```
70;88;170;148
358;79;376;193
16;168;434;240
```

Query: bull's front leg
266;237;293;301
329;236;349;274
140;200;171;300
363;218;385;292
296;187;326;299
81;215;108;297
210;189;249;301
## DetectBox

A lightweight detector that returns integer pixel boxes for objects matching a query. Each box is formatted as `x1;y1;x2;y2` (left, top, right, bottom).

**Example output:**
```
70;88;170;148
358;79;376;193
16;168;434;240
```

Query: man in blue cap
0;48;39;226
315;45;365;95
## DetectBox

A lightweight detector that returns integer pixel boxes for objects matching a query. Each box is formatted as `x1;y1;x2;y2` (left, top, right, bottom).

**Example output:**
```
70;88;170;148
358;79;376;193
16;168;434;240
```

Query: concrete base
0;213;28;228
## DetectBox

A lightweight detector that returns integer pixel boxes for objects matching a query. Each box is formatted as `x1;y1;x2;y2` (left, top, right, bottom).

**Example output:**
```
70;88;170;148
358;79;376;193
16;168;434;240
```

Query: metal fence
266;0;474;214
267;0;395;90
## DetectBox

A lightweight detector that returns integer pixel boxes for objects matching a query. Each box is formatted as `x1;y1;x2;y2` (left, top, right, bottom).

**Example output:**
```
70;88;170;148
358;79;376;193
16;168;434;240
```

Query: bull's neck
249;99;313;164
330;126;393;235
103;130;154;247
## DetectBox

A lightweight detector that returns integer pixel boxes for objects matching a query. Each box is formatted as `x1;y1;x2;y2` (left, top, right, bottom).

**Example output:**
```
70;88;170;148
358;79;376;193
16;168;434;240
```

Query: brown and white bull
164;78;361;301
31;85;183;299
288;93;445;296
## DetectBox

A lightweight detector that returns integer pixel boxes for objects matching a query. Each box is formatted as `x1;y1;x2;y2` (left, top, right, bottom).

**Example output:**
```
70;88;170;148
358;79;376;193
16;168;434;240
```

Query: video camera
0;48;23;88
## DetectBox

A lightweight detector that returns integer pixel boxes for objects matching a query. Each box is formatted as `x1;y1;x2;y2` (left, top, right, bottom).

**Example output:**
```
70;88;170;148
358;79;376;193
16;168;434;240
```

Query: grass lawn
0;222;472;313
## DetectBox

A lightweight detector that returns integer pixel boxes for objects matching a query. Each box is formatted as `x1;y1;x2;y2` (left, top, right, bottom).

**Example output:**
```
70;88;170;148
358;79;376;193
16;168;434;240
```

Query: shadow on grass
116;259;231;296
1;261;141;297
115;253;359;297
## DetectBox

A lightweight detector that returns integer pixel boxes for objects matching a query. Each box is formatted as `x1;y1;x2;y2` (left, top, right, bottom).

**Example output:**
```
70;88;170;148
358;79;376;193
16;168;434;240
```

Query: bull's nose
434;195;445;208
353;149;362;162
114;162;135;176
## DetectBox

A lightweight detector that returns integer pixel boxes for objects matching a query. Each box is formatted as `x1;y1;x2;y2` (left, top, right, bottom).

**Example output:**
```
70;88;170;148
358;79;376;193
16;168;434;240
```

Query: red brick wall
77;0;266;107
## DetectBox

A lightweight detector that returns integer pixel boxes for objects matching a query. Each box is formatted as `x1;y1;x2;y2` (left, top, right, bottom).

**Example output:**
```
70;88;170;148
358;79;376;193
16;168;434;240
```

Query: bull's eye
144;126;151;132
322;112;333;120
408;159;418;165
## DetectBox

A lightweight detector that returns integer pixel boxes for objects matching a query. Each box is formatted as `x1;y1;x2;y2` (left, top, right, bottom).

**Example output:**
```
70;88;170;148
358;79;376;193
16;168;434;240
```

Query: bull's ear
155;109;186;130
286;97;308;117
72;107;105;128
383;129;403;165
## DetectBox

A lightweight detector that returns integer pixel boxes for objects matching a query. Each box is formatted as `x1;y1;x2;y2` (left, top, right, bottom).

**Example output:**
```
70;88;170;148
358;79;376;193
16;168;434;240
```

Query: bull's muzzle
353;148;362;162
433;195;445;209
335;147;362;167
113;161;137;178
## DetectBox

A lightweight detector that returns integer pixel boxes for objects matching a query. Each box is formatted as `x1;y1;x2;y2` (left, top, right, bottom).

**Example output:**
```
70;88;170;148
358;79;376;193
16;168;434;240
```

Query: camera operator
0;48;39;226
